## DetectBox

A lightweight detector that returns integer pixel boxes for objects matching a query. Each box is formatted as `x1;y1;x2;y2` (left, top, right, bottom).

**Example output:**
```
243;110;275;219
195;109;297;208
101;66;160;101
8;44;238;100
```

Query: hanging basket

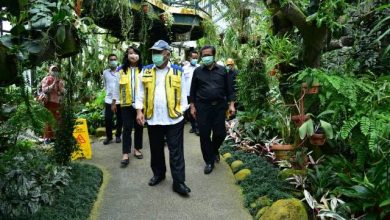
271;144;294;160
309;133;326;146
55;25;81;58
0;44;18;87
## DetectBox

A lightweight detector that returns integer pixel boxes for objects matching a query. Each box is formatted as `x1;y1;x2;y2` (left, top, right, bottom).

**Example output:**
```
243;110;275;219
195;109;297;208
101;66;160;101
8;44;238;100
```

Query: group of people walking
102;40;238;196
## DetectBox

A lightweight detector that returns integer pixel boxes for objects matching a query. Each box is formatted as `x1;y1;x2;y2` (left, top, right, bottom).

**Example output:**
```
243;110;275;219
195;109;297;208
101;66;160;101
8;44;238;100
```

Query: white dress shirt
103;69;120;104
135;63;188;126
183;63;200;97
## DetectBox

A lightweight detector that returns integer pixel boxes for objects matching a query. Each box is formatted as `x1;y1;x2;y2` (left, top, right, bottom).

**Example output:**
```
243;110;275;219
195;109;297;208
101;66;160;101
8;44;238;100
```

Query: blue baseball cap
149;40;171;51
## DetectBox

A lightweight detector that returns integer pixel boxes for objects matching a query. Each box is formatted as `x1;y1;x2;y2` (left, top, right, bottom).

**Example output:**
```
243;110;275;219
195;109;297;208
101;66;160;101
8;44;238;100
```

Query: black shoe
189;128;195;133
134;149;143;159
103;138;112;145
120;158;129;167
195;129;200;136
173;182;191;196
215;154;220;163
204;164;214;174
115;137;121;143
148;175;165;186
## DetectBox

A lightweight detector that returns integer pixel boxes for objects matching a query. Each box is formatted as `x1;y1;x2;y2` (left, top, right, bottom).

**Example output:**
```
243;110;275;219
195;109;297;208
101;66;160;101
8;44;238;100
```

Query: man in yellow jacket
135;40;190;196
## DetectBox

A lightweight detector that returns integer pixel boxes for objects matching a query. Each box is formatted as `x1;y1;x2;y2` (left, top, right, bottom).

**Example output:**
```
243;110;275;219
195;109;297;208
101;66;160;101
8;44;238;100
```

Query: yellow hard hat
225;58;234;65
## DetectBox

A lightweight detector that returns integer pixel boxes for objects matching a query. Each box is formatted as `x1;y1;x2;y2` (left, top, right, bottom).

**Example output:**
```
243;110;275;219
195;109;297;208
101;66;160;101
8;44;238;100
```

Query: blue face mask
152;54;165;67
109;60;118;68
190;59;198;66
202;56;214;66
226;66;231;71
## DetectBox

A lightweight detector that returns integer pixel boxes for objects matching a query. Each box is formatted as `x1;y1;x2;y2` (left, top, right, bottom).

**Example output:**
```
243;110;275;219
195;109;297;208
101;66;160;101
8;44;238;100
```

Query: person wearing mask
112;46;144;167
40;65;64;144
183;50;200;135
135;40;191;196
190;45;235;175
102;54;122;145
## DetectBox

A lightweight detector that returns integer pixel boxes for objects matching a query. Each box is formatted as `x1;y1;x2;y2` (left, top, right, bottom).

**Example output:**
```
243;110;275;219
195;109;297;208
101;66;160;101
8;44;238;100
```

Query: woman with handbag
40;65;64;144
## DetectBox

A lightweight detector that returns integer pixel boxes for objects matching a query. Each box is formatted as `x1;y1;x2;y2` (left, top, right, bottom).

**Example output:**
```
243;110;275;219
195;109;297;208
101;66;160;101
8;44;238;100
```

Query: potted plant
271;108;296;159
298;110;334;146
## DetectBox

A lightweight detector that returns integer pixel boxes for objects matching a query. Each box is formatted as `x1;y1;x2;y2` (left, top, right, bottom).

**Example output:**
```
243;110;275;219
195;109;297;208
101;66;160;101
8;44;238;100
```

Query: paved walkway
88;124;251;220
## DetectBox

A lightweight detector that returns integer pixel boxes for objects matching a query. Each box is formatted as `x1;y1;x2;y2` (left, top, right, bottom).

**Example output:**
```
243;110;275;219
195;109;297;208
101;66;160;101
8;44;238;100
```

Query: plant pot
271;144;294;160
291;115;310;127
302;83;320;94
309;133;326;146
0;43;18;87
55;25;81;58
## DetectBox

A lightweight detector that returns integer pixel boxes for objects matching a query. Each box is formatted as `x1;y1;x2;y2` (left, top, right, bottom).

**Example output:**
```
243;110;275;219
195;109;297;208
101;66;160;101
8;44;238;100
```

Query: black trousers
196;101;227;165
105;103;122;139
121;106;143;154
147;120;185;183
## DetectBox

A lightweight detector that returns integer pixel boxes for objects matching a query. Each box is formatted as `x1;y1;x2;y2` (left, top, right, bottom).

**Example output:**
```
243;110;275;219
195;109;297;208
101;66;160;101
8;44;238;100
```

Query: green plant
299;110;334;139
0;93;55;152
0;145;71;218
219;140;293;217
334;153;390;219
31;163;102;220
76;90;105;134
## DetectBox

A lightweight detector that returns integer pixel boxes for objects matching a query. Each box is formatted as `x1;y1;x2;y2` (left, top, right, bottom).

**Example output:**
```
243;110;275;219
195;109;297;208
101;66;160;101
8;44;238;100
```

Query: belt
198;99;225;106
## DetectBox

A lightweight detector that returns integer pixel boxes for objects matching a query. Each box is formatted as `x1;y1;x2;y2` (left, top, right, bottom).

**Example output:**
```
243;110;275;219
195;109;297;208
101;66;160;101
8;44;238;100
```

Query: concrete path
88;124;251;220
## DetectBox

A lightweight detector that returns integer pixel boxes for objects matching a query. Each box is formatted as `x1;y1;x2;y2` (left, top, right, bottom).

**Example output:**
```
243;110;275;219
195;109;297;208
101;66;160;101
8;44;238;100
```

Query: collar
154;61;171;71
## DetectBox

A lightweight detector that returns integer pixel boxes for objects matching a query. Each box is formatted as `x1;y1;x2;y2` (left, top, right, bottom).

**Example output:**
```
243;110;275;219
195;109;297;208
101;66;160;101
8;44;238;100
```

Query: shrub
220;140;293;216
0;143;71;218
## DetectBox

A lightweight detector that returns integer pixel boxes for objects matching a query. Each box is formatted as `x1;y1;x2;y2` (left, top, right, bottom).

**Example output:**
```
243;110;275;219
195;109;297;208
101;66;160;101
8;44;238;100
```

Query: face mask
202;56;214;66
152;54;165;67
226;66;231;71
190;59;198;66
109;60;118;68
51;71;59;77
128;54;139;62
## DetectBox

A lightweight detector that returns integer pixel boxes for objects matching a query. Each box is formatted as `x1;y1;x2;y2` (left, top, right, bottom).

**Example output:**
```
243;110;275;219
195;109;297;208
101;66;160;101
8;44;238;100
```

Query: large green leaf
22;41;43;54
380;199;390;207
320;120;333;139
299;119;314;139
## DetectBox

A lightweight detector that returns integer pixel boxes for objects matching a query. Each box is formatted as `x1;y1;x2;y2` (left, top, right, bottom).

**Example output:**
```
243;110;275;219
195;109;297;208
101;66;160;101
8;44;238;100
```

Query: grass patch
30;163;102;220
220;140;293;216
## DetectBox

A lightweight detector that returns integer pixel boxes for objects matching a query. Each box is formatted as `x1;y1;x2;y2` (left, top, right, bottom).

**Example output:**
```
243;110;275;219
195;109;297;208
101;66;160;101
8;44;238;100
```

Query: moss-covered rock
278;169;307;180
222;152;232;160
234;169;251;182
95;127;106;137
255;206;270;220
260;198;308;220
231;160;244;172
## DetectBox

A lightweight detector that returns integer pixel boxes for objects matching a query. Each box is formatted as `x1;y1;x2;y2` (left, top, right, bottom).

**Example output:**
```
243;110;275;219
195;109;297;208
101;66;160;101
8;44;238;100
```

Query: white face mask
128;54;139;62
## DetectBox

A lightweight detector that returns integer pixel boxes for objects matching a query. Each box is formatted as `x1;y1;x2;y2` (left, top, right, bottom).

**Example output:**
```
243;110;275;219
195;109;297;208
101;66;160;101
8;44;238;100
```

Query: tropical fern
340;118;359;139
